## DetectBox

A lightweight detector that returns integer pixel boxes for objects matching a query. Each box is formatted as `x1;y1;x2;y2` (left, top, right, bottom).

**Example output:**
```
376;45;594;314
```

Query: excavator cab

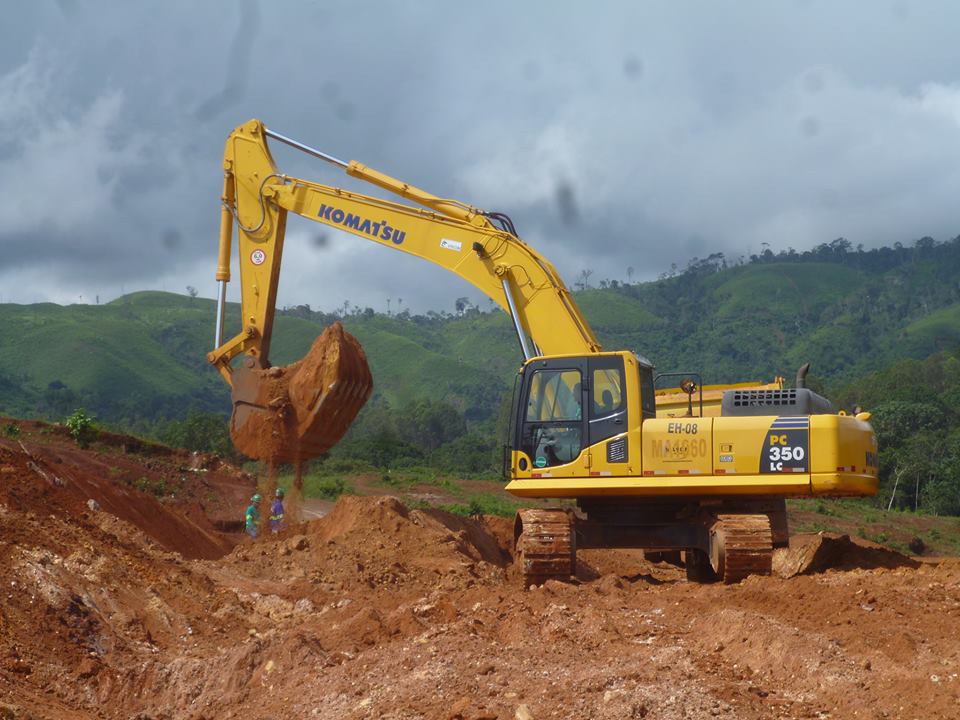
510;352;649;473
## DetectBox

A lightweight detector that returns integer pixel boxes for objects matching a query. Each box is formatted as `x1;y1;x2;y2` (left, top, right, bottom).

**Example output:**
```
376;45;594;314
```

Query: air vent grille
731;389;798;407
607;437;628;463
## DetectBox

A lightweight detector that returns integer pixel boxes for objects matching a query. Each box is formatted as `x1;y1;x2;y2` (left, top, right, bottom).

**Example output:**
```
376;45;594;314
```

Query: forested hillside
601;235;960;382
837;352;960;515
2;236;959;507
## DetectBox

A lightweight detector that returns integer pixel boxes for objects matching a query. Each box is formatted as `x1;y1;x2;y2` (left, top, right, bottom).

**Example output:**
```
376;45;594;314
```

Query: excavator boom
208;120;599;463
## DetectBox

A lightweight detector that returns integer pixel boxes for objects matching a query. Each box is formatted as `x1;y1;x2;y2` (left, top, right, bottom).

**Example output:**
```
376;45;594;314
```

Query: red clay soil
1;432;959;719
230;322;373;464
0;421;251;558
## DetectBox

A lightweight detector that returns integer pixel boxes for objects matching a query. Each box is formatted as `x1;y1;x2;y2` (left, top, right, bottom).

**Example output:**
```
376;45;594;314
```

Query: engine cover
721;388;833;417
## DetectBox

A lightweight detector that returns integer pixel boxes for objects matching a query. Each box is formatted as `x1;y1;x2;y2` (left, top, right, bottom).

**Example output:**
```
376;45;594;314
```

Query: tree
41;380;78;417
159;410;232;456
65;408;97;449
398;399;467;451
186;286;198;298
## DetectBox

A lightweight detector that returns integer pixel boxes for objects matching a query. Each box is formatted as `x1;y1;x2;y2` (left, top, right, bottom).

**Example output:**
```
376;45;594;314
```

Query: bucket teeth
229;322;373;464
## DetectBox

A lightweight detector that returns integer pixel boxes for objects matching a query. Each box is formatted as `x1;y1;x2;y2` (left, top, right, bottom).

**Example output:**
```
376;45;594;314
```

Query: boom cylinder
214;280;227;350
214;171;235;350
502;276;535;361
216;172;235;281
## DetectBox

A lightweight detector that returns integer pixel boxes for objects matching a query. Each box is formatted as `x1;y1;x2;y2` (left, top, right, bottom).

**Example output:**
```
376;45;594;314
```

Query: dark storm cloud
194;0;259;123
2;1;960;310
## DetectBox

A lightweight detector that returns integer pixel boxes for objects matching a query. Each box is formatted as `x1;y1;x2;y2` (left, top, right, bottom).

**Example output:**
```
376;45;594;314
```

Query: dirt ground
1;426;959;720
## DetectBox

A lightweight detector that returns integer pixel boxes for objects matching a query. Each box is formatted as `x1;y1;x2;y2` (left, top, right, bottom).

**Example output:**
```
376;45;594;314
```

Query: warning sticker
250;249;266;266
440;238;462;252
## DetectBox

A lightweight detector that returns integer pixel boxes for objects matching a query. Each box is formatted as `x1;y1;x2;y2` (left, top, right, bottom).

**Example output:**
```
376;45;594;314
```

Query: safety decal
760;417;808;473
250;249;266;266
440;238;462;252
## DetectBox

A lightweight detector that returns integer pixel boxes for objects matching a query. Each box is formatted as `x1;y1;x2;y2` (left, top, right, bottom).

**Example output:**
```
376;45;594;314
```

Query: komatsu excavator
208;119;878;583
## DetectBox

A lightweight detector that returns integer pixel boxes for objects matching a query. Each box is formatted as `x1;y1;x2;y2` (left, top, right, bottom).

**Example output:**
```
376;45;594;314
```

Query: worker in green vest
245;494;261;539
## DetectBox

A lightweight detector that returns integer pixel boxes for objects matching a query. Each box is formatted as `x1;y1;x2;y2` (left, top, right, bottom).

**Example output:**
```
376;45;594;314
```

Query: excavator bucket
229;322;373;464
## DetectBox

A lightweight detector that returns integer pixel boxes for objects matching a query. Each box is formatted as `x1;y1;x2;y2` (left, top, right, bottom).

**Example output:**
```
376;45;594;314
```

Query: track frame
513;499;785;586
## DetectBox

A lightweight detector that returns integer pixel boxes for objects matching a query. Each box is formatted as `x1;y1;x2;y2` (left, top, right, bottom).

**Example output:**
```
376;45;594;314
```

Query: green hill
708;262;866;319
904;303;960;356
2;236;960;432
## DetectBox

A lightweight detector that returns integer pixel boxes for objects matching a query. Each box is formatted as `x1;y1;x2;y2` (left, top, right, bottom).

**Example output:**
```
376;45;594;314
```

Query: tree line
836;350;960;516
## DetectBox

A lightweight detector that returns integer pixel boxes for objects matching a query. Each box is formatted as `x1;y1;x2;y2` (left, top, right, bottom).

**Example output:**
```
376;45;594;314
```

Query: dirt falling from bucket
229;322;373;465
257;463;278;535
283;462;305;525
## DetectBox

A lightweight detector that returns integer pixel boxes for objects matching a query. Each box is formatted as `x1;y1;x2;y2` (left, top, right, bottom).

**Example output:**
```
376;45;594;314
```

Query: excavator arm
207;119;600;463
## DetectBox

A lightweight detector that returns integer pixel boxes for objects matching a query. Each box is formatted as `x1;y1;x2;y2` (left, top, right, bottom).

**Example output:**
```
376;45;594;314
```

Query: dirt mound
0;435;238;560
774;532;921;577
3;428;960;720
227;495;512;591
230;322;373;463
0;447;247;718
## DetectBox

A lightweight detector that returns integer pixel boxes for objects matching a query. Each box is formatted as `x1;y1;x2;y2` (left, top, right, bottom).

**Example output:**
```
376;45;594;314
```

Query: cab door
588;355;629;465
588;356;627;445
515;358;588;470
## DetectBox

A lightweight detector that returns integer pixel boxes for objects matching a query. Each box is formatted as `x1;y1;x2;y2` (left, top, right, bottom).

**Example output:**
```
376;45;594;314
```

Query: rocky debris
773;532;921;577
1;430;959;720
515;703;534;720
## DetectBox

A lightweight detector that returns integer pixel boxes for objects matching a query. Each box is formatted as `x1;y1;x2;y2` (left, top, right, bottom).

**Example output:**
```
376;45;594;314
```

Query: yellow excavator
208;119;878;583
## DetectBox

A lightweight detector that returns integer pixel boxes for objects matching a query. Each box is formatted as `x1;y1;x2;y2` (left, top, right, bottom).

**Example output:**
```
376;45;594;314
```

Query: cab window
521;369;583;468
639;364;656;419
591;368;623;416
526;369;582;422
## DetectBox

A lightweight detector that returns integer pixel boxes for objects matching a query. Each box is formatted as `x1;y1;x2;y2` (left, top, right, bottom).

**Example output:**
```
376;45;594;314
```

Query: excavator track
709;513;774;583
514;509;575;587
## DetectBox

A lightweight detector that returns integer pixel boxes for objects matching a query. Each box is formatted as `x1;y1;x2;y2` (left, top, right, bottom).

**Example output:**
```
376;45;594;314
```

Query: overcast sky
2;1;959;313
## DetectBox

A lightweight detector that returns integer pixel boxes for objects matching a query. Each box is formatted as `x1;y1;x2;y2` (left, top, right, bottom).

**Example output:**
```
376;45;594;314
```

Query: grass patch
300;473;354;500
375;467;460;495
131;475;170;498
378;471;418;489
789;498;960;556
440;492;524;518
791;519;832;534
